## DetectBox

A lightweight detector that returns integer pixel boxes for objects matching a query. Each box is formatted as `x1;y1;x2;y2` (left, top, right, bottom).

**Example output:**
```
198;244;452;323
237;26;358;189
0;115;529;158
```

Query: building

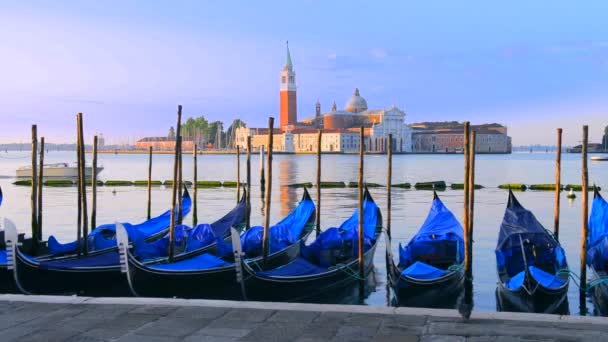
411;122;511;153
234;43;412;153
135;137;195;151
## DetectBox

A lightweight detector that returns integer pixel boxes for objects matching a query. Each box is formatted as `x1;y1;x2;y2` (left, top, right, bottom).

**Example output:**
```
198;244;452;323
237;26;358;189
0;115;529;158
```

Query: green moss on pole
163;180;192;187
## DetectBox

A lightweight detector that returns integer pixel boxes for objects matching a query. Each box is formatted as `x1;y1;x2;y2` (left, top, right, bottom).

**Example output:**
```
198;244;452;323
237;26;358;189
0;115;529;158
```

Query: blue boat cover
257;256;329;277
400;261;448;280
147;253;231;271
505;266;567;290
398;195;464;270
0;184;3;207
47;190;192;255
0;250;6;266
238;193;315;257
496;191;568;285
588;191;608;271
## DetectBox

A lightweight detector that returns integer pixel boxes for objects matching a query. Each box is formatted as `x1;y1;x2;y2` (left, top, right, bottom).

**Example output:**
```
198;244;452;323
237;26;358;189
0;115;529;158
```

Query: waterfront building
411;122;511;153
135;137;195;151
234;43;413;153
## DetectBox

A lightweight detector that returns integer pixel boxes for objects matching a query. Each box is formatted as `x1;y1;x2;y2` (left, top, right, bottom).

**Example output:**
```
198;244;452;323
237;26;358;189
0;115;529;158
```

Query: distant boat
16;163;103;179
591;156;608;161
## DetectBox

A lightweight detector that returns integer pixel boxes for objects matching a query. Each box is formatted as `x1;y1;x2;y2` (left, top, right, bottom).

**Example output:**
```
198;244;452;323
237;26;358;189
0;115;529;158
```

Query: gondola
388;191;464;308
495;190;570;314
115;188;316;300
587;188;608;315
2;189;216;295
240;187;382;303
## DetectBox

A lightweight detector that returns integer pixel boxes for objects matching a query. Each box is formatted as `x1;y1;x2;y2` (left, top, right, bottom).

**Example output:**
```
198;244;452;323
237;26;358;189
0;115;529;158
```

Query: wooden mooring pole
386;134;393;242
260;145;265;193
193;144;198;227
580;125;589;313
262;118;274;263
147;146;153;220
168;105;182;262
358;126;365;298
76;123;82;255
236;146;241;202
30;125;38;248
246;136;252;229
91;135;98;231
37;137;44;245
468;131;476;278
554;128;563;241
77;113;89;256
315;129;322;237
459;121;472;319
177;136;183;225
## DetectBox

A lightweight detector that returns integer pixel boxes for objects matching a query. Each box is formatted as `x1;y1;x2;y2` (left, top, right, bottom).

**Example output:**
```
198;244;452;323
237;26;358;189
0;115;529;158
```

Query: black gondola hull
243;244;378;303
126;238;303;299
590;267;608;316
495;280;569;314
389;263;464;309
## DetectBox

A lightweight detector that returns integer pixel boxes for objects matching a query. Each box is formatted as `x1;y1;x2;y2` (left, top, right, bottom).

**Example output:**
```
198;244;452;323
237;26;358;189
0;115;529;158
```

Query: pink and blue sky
1;1;607;145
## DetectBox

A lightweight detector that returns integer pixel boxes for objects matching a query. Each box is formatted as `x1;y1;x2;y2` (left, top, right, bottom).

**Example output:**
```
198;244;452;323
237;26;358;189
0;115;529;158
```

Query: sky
0;1;607;146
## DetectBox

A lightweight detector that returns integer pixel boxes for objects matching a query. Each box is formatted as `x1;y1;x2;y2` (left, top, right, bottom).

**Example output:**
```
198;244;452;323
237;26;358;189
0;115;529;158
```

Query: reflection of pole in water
279;158;298;218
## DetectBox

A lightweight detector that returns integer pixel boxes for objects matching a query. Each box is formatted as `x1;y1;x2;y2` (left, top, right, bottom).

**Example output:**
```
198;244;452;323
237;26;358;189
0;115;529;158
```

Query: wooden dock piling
36;137;44;245
236;146;241;202
147;146;153;220
77;113;89;255
262;118;274;262
315;129;322;237
463;122;471;275
246;136;251;229
30;125;38;249
386;134;393;241
91;135;98;231
76;123;82;255
260;145;265;192
580;125;589;313
193;144;198;227
168;105;182;261
554;128;562;240
358;126;365;296
177;135;183;225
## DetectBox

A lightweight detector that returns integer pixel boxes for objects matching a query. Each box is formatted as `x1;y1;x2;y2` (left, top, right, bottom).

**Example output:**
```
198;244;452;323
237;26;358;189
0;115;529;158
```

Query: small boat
240;187;382;303
587;188;608;315
115;188;315;300
591;156;608;161
15;163;104;179
388;191;464;308
495;190;570;314
2;189;194;295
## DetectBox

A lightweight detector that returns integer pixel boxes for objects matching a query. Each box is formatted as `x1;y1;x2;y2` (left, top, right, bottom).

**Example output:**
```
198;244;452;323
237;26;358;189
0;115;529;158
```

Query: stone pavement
0;295;607;341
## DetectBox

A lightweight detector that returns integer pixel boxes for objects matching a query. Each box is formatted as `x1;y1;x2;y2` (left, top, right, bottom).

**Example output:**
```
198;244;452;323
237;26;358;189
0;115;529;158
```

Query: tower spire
286;41;293;70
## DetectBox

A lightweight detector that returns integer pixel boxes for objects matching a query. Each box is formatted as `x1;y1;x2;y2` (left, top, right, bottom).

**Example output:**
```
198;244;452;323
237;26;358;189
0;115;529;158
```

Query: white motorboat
16;163;104;179
591;156;608;161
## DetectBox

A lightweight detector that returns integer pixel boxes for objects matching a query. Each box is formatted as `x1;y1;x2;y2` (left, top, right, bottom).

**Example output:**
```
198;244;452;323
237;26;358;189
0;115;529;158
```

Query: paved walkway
0;295;607;341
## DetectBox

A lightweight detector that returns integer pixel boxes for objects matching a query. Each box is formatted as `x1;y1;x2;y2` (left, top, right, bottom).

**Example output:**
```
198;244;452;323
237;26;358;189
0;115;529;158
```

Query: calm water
1;151;607;314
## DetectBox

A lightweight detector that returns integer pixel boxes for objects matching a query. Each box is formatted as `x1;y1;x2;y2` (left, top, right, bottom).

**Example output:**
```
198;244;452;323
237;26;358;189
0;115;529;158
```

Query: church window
282;76;286;83
289;76;294;83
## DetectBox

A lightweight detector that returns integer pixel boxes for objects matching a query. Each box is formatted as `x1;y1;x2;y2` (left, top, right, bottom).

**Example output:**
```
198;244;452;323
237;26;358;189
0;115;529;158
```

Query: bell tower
280;42;297;129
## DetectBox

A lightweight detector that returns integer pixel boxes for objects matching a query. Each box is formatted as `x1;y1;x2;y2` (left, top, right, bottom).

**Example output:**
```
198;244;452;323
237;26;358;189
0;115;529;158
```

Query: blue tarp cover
0;250;6;266
505;266;567;290
47;190;192;255
147;253;230;271
398;196;464;270
257;256;328;277
400;261;448;280
588;192;608;271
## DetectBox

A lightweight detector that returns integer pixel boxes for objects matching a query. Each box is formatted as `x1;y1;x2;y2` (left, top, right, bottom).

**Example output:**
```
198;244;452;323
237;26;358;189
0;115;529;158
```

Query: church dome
345;88;368;113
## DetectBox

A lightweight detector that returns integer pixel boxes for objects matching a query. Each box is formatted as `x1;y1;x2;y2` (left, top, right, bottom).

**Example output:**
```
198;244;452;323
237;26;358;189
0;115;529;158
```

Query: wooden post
358;126;365;296
37;137;44;244
246;136;251;229
76;123;82;255
31;125;38;247
77;113;89;256
554;128;563;240
236;146;241;202
262;118;274;262
91;135;98;231
386;134;392;241
580;125;589;312
462;122;471;275
468;131;476;277
315;129;322;237
177;136;183;225
193;144;198;226
168;106;182;262
260;145;265;192
147;146;153;220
